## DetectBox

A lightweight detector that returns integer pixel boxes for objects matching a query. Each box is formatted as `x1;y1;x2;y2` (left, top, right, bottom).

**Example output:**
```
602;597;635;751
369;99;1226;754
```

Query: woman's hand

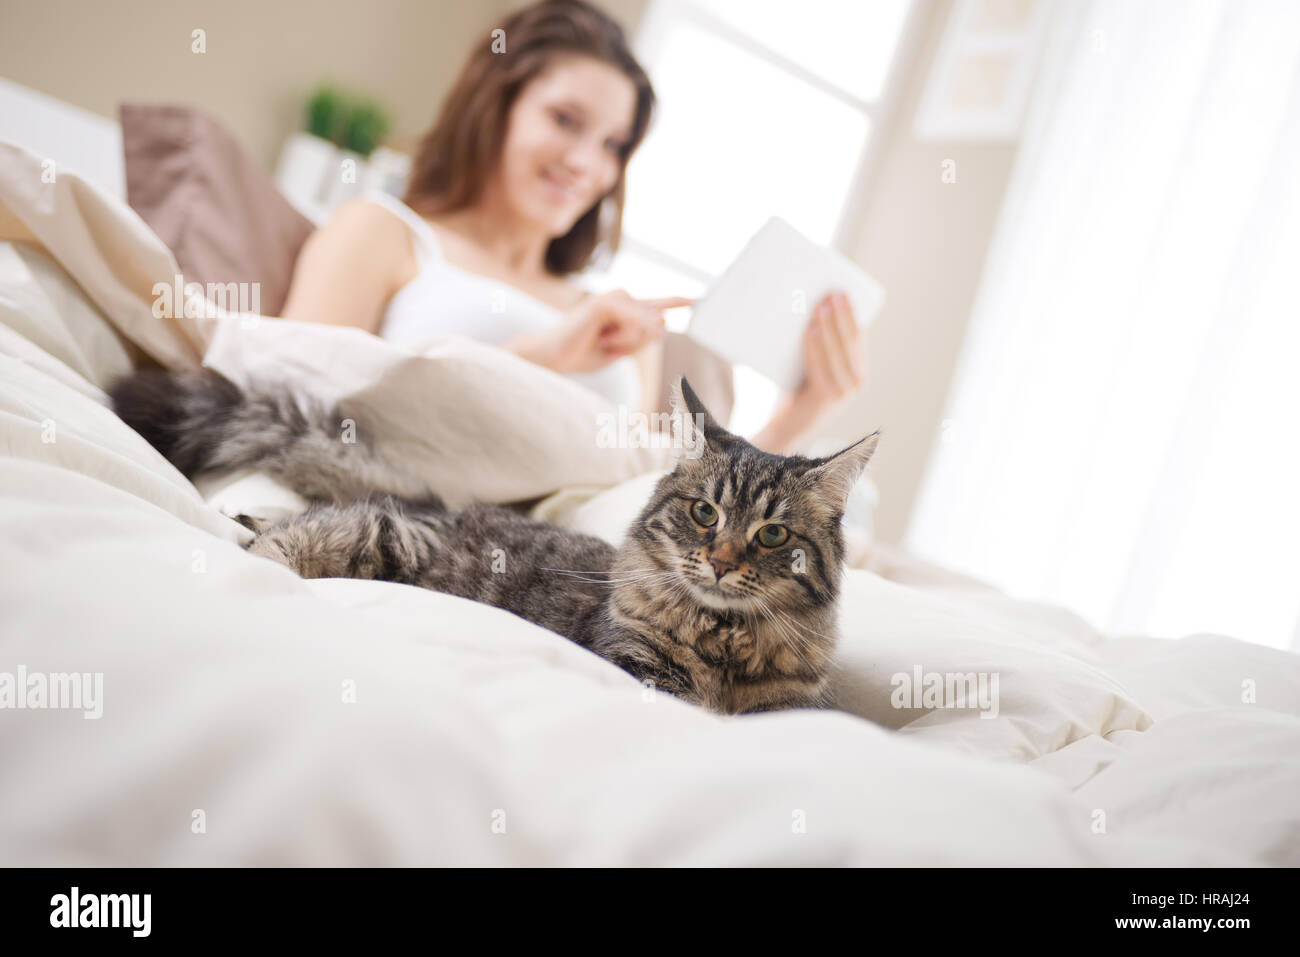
793;290;865;415
751;290;866;454
508;289;692;374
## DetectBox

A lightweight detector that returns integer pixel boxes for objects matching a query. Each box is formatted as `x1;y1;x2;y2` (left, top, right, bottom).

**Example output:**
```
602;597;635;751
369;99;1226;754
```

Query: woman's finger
845;336;866;389
832;291;859;348
598;308;658;354
640;296;695;311
837;292;862;361
845;307;867;387
817;302;856;397
593;298;650;339
626;302;669;344
825;293;862;391
803;297;823;342
803;306;835;388
839;294;865;390
598;326;640;353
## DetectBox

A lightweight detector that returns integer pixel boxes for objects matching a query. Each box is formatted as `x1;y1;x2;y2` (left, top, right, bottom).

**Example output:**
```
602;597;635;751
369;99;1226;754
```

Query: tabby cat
110;369;878;715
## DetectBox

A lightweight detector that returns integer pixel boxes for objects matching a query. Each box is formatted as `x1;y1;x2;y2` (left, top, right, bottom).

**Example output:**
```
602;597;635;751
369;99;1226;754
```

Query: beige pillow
0;142;205;374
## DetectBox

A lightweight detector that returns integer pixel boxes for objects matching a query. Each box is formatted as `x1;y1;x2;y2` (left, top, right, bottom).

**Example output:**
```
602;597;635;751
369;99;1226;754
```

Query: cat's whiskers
748;594;823;676
769;603;837;645
766;605;839;678
542;566;655;576
542;566;675;586
605;571;684;587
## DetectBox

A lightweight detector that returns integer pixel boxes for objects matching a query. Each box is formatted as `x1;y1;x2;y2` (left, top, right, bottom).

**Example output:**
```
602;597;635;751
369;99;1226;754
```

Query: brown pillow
120;102;314;317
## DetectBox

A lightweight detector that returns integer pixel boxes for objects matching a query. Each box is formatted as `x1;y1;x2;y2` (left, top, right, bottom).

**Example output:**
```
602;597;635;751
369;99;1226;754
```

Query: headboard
0;78;124;199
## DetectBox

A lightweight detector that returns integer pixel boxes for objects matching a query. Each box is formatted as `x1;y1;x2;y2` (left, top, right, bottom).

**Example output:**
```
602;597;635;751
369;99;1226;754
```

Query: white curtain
905;0;1300;650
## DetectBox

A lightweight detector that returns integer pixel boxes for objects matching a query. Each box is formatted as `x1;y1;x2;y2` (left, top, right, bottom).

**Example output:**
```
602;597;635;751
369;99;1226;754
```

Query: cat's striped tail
109;368;443;506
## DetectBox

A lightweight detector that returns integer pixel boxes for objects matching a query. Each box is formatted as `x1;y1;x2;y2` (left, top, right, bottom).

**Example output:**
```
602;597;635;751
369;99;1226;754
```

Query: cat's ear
806;431;880;509
668;376;735;461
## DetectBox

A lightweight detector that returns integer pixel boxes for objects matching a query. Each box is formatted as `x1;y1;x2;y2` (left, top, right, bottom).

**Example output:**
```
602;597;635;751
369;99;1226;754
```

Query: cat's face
628;379;878;615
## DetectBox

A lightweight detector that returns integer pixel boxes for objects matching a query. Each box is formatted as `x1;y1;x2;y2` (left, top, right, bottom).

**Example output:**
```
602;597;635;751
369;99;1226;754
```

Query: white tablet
686;217;885;393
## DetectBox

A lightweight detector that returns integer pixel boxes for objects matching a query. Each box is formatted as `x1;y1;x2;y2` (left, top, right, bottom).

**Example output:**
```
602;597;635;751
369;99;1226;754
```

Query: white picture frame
913;0;1052;141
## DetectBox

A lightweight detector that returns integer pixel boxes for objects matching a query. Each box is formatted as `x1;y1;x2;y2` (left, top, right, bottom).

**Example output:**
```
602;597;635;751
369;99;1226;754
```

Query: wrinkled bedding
2;142;1298;865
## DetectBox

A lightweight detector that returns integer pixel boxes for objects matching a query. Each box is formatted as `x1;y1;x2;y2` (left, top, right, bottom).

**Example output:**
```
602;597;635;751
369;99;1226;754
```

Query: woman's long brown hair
402;0;656;276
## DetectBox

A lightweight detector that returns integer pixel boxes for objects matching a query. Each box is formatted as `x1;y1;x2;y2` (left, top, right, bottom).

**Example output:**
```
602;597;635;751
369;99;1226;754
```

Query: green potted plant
306;85;347;144
340;99;390;159
326;98;393;208
275;84;395;223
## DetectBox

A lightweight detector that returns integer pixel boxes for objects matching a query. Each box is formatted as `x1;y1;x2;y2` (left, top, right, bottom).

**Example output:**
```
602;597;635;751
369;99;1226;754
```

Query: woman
280;0;863;454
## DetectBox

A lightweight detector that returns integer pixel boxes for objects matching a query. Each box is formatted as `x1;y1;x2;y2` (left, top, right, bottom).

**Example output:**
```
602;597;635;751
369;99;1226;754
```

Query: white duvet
1;143;1298;866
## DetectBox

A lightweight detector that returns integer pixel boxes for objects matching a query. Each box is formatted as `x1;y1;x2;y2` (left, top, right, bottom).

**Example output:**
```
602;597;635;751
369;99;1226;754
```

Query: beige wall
0;0;512;169
811;0;1019;545
0;0;1014;547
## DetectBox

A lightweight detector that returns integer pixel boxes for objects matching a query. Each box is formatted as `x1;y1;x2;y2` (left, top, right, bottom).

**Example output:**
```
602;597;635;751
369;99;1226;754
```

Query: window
904;0;1300;650
584;0;917;431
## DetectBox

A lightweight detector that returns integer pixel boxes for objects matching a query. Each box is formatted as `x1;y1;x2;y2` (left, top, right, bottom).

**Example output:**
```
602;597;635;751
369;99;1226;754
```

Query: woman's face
492;54;637;237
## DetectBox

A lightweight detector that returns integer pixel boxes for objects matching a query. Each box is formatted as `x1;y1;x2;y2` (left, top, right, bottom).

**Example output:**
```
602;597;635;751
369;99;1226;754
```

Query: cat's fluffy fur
110;368;878;715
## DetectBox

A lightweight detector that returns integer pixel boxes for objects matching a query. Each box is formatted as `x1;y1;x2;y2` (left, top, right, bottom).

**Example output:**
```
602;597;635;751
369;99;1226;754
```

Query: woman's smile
539;167;583;205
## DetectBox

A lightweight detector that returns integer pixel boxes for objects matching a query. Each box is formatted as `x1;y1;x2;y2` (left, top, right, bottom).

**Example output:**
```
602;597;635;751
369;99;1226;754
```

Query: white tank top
364;191;641;409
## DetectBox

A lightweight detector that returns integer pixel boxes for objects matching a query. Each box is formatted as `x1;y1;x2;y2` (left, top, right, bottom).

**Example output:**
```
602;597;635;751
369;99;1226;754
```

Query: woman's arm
634;337;665;415
506;290;688;376
750;290;865;454
749;390;825;456
278;199;413;333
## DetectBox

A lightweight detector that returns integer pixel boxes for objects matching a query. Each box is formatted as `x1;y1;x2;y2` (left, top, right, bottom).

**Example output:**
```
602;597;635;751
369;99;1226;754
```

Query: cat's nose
707;556;738;580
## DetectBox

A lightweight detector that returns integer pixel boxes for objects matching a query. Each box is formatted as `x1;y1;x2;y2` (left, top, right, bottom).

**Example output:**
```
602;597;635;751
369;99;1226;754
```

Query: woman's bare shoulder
326;197;413;244
314;197;420;282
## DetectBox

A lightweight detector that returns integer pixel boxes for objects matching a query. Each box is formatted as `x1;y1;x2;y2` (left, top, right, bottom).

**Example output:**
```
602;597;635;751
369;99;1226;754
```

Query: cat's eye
756;524;789;547
691;500;718;527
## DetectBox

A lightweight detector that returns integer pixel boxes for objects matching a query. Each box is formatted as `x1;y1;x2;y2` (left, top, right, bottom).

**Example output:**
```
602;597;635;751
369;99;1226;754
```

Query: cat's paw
247;523;352;579
232;513;271;535
723;620;753;648
246;530;296;569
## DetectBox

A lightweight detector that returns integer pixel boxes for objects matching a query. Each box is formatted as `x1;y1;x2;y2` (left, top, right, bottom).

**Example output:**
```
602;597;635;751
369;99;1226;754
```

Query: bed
1;96;1298;865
